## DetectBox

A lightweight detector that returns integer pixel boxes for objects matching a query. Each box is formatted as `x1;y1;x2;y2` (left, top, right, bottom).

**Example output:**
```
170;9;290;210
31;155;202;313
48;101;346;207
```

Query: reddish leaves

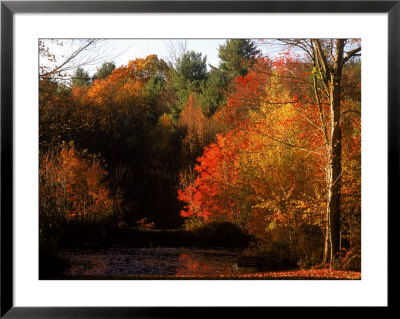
178;51;360;249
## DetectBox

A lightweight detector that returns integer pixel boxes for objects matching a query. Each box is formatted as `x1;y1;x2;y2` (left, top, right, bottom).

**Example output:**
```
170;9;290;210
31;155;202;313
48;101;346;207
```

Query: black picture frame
1;1;395;317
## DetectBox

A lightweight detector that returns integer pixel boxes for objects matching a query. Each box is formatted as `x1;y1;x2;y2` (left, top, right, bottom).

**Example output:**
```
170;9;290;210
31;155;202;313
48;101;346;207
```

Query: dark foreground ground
57;269;361;280
41;225;361;280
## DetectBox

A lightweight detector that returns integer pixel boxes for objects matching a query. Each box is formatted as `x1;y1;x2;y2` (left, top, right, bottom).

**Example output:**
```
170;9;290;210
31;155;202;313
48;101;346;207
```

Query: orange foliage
87;54;168;106
69;55;170;132
40;142;113;221
178;53;360;243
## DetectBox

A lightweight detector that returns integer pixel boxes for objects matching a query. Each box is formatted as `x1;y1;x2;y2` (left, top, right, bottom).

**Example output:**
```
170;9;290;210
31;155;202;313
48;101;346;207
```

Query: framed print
1;0;395;317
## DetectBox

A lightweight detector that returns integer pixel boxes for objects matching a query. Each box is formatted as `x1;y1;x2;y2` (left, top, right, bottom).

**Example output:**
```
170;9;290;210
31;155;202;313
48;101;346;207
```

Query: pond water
61;247;255;277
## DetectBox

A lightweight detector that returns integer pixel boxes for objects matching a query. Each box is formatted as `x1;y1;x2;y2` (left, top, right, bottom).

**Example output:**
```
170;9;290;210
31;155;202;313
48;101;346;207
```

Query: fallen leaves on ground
224;269;361;279
173;269;361;279
63;269;361;280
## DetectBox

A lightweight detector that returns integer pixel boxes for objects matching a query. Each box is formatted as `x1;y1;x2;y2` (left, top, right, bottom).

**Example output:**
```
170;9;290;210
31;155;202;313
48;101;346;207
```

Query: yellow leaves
127;54;169;81
158;113;173;129
179;94;218;157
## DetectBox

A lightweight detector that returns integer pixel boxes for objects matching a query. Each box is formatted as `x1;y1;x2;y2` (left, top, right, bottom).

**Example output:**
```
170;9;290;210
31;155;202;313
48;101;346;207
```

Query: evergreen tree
92;61;116;81
170;51;208;121
199;40;260;117
218;39;260;80
71;67;90;88
200;68;228;117
175;51;207;83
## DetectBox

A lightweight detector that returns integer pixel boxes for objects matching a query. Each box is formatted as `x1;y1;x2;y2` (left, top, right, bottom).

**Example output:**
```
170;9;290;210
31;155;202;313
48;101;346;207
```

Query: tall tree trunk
328;78;342;265
327;39;344;265
312;39;344;266
287;39;360;267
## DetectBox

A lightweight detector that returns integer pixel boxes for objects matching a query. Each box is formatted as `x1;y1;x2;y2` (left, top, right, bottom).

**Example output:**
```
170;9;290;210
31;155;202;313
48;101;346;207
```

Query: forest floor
62;269;361;280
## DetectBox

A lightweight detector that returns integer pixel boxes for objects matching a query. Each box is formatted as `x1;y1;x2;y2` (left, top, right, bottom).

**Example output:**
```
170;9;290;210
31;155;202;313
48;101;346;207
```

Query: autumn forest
39;39;361;279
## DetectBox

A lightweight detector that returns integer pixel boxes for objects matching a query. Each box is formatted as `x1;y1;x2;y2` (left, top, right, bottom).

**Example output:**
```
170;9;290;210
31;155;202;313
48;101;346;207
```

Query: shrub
293;224;324;266
136;218;156;230
190;221;253;247
243;240;299;271
338;249;361;271
40;142;114;232
183;217;206;231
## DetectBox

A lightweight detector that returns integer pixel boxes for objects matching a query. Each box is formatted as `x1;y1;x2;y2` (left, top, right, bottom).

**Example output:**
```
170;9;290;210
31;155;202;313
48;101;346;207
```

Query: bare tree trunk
328;75;343;265
280;39;360;267
322;207;330;264
312;39;345;266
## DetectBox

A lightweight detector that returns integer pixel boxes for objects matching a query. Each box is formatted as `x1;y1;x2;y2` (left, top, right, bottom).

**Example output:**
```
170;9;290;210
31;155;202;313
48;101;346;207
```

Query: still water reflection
61;247;254;276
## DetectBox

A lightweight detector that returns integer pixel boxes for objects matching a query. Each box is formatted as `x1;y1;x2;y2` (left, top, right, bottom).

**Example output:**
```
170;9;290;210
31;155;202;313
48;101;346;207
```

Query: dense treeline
39;39;361;271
